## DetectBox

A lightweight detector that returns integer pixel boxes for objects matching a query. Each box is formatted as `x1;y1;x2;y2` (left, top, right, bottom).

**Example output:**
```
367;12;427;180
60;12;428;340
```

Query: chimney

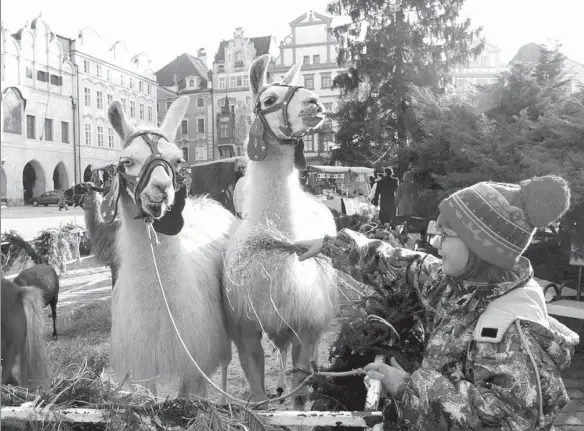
197;48;207;66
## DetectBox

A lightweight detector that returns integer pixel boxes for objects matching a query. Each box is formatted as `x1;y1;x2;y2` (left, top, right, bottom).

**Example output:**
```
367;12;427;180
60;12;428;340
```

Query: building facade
155;50;214;165
0;17;159;205
71;27;158;182
451;41;506;94
212;27;276;159
269;11;346;163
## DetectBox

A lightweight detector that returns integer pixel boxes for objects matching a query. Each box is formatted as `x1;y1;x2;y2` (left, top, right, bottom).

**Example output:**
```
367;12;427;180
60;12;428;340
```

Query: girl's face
431;224;470;277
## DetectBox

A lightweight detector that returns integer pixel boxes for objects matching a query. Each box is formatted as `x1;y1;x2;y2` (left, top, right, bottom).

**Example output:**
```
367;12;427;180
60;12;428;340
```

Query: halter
116;130;185;220
253;83;311;145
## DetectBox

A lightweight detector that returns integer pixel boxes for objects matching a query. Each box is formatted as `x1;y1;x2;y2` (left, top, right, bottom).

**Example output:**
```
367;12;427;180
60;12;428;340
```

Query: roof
510;43;545;65
214;36;272;63
154;53;210;87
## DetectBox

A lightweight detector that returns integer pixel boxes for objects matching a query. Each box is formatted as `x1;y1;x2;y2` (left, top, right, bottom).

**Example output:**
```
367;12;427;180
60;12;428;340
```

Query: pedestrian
395;171;423;218
295;175;579;430
58;191;68;211
372;167;399;228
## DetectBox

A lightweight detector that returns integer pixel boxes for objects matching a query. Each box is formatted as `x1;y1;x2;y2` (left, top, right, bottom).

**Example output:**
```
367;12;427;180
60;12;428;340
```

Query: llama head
247;54;326;169
103;97;189;235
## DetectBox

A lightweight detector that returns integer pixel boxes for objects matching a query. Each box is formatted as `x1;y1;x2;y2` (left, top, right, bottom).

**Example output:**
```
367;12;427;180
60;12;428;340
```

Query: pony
1;277;49;388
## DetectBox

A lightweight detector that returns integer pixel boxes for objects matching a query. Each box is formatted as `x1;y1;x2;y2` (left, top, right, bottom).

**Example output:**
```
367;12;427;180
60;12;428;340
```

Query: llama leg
234;326;268;406
49;297;58;338
219;359;230;404
275;340;288;398
1;345;20;386
291;332;320;410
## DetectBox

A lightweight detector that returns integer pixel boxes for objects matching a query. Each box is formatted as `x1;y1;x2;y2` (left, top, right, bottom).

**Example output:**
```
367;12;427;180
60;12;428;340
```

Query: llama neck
246;142;302;231
83;194;104;238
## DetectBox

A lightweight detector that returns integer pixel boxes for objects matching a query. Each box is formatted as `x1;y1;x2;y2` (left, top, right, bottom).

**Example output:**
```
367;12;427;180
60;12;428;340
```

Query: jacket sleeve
321;228;442;293
400;322;565;430
373;182;381;205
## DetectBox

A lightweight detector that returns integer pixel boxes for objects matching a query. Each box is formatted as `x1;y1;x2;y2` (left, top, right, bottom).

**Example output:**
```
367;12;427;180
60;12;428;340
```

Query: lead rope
144;221;330;408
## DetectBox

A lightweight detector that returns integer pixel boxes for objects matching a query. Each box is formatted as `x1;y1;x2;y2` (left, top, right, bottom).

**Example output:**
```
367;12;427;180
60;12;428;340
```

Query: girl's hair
437;218;520;284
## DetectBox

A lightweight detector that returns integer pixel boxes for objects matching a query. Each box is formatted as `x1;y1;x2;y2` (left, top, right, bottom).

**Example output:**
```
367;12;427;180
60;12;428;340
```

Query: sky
1;0;582;72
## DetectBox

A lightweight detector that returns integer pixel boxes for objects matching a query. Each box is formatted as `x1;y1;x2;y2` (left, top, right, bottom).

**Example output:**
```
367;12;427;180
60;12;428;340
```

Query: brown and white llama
223;54;338;409
106;97;236;397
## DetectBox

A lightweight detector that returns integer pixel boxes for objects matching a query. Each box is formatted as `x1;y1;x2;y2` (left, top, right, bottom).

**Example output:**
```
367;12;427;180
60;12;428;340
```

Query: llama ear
108;101;134;144
250;54;271;98
281;63;301;86
100;174;121;223
161;96;189;140
247;119;268;161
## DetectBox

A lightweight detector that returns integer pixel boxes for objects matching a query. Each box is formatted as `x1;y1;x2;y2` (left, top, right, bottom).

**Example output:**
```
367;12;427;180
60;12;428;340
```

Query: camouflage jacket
322;229;580;431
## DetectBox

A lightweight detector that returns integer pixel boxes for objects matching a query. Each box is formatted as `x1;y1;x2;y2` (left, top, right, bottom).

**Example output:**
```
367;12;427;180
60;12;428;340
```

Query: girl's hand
364;358;411;399
295;238;325;261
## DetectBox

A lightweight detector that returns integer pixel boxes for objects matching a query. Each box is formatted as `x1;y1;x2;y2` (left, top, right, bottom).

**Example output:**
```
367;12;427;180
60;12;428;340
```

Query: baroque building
211;27;275;159
269;10;346;163
155;50;213;165
451;41;506;94
0;16;158;205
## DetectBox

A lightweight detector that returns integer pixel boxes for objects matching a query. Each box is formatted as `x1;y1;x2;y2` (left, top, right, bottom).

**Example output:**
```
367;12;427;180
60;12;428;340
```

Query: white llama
223;54;338;409
106;97;236;397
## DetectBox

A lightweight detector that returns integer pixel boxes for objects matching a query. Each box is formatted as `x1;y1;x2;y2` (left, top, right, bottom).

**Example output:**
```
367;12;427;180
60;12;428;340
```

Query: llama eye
120;158;134;168
264;96;276;106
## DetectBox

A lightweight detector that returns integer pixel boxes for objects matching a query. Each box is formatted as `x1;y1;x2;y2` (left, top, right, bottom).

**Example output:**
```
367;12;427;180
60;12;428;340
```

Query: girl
296;175;579;430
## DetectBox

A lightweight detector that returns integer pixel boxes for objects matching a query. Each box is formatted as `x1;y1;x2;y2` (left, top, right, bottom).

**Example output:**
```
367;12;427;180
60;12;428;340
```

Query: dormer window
189;79;195;88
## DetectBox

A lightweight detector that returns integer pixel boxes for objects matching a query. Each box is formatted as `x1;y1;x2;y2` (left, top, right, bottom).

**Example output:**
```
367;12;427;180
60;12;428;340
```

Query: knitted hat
438;175;571;269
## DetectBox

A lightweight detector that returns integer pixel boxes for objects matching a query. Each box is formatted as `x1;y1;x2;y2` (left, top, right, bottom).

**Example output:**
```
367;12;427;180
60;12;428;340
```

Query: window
96;65;102;78
243;75;249;88
26;115;36;139
304;133;316;152
96;91;104;110
166;101;172;110
106;69;112;81
129;78;134;89
235;51;242;63
219;78;226;89
61;121;69;143
84;60;90;73
181;120;188;135
148;106;153;122
108;128;115;148
322;131;334;152
26;66;33;79
37;70;49;82
120;75;125;86
50;75;62;86
219;122;230;138
313;55;320;64
84;123;92;145
84;88;91;107
237;76;243;87
303;56;310;65
321;75;332;88
3;89;22;134
195;146;207;161
44;118;53;141
97;125;104;147
189;79;195;88
139;103;145;120
139;81;144;92
121;98;127;113
130;101;135;117
245;96;251;106
107;93;113;106
197;118;205;133
230;77;236;88
147;84;152;95
197;97;204;108
304;76;314;90
182;147;189;162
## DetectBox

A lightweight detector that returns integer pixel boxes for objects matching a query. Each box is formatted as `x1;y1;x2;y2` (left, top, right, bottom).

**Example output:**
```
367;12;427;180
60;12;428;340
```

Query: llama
66;182;121;288
106;97;236;398
1;277;49;388
223;54;338;409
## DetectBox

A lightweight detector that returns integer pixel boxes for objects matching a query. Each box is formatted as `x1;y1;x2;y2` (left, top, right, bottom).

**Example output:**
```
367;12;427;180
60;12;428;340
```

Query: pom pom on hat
520;175;571;229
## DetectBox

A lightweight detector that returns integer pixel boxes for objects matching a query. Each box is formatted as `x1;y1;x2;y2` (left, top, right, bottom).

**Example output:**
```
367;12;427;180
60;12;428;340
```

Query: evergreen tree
327;0;484;165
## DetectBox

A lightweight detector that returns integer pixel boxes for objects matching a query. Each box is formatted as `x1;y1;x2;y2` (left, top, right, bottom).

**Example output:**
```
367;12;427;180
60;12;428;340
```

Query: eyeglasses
434;232;459;248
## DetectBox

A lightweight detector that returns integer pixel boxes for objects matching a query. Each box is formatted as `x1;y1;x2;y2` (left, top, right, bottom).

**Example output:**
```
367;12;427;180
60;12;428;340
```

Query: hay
1;357;288;430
